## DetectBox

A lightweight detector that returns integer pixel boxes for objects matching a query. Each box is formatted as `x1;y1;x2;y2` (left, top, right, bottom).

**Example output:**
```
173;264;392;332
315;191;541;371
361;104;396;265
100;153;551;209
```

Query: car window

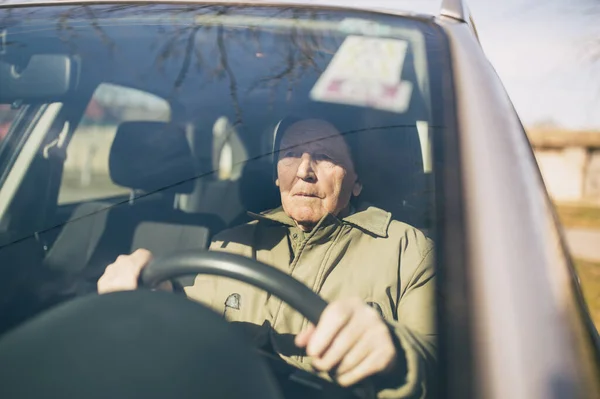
0;8;451;395
0;2;445;293
58;83;171;204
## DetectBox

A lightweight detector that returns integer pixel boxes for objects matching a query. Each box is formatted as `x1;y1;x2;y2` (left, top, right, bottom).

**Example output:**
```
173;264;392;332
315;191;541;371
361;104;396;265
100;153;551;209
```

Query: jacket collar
248;203;391;238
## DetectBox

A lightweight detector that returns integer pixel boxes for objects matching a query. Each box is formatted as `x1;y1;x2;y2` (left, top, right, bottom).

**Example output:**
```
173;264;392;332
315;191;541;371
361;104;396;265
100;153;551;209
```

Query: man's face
276;119;362;230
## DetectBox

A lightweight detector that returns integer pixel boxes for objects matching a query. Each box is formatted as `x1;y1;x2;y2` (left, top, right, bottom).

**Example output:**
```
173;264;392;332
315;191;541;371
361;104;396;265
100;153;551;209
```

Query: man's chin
287;209;323;228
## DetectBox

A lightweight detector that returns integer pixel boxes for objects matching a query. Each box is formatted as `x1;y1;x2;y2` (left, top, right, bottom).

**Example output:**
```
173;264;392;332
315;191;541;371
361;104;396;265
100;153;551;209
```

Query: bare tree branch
171;25;200;94
216;24;243;126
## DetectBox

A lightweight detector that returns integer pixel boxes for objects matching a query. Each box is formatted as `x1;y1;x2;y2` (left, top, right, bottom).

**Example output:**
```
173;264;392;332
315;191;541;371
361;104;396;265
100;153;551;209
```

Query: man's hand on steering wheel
295;298;398;387
98;249;172;294
97;250;399;388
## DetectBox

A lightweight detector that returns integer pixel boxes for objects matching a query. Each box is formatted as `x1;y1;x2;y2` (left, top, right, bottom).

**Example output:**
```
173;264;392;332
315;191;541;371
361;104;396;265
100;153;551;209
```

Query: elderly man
98;118;435;399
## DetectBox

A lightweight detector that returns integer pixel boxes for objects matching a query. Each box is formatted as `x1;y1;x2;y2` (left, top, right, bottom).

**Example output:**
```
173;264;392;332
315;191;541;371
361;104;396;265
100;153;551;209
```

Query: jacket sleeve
378;236;436;399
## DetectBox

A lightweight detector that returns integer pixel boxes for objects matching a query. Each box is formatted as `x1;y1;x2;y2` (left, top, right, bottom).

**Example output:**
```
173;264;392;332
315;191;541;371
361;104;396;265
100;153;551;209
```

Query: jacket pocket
223;293;242;321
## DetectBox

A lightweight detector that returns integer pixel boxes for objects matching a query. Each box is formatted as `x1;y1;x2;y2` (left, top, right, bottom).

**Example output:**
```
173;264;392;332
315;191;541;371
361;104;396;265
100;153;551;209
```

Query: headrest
109;122;195;194
239;160;281;213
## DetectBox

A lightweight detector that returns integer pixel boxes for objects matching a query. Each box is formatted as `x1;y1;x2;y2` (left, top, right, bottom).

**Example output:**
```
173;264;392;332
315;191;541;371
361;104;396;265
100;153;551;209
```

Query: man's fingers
306;302;353;358
332;331;372;375
129;248;153;268
304;299;398;386
97;271;137;294
295;324;315;348
336;350;393;387
311;314;366;371
97;249;153;294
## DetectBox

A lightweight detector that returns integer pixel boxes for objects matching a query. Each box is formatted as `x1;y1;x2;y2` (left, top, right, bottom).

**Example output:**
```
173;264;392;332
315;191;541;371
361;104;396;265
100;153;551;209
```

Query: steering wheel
139;250;376;399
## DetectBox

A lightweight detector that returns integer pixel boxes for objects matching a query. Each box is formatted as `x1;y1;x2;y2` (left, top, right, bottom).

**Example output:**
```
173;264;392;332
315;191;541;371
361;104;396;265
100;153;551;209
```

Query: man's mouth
294;193;319;198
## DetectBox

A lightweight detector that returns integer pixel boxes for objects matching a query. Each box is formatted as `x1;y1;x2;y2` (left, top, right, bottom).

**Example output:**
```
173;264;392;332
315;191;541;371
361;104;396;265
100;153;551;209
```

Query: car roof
0;0;472;23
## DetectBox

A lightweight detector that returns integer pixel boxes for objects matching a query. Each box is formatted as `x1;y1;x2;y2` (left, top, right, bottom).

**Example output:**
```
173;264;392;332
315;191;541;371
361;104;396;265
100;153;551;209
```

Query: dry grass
526;127;600;148
556;204;600;229
574;259;600;330
554;203;600;330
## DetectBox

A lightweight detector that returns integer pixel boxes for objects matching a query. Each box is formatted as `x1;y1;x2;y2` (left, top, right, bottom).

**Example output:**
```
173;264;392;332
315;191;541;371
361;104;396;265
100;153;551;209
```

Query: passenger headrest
109;122;195;194
239;160;280;213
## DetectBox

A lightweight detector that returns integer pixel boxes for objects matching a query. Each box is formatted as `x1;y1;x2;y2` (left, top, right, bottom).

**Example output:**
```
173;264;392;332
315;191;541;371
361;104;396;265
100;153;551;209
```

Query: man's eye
282;151;299;158
314;153;333;162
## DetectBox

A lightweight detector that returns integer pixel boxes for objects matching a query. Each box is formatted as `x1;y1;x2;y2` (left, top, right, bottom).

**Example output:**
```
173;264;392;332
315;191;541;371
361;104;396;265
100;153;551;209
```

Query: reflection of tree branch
250;50;295;91
39;5;117;59
246;25;328;104
56;11;82;55
83;6;115;53
156;28;187;72
171;25;200;93
152;5;218;79
216;24;243;126
5;4;340;118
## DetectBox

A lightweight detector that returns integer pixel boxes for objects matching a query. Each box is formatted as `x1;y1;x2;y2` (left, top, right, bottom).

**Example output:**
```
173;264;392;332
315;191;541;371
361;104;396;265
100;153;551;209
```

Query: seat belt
36;121;71;253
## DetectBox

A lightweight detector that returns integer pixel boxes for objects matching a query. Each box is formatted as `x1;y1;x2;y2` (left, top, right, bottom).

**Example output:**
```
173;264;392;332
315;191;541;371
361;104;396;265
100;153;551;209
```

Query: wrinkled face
276;119;362;231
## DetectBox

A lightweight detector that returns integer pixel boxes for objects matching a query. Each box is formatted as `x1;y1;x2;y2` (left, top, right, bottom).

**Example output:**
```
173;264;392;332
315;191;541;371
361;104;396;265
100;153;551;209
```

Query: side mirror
0;54;79;103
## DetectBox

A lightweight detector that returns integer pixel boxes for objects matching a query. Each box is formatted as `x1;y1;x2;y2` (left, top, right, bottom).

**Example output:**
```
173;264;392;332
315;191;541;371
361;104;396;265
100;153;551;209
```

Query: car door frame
441;16;600;399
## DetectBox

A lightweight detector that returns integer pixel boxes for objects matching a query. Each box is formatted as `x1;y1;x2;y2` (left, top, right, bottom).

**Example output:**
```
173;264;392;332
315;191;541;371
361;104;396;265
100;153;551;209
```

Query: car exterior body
0;1;598;398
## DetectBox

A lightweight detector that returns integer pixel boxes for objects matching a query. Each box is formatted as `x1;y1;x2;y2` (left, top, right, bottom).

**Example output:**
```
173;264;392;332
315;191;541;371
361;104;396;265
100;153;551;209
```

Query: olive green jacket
185;204;436;399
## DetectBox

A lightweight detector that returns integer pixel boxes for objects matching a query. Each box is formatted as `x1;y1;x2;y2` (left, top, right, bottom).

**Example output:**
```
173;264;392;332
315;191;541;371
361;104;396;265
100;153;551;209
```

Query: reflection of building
81;98;119;126
528;128;600;204
0;123;9;140
0;104;18;140
81;98;169;126
85;98;105;120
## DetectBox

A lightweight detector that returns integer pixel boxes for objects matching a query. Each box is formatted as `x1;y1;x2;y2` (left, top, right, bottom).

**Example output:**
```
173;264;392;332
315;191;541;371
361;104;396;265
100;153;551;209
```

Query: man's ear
352;179;363;197
275;178;280;187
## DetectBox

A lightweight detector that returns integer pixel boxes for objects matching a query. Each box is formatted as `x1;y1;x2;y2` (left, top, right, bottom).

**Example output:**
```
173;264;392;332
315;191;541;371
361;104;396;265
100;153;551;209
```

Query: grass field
556;204;600;229
556;202;600;330
575;259;600;329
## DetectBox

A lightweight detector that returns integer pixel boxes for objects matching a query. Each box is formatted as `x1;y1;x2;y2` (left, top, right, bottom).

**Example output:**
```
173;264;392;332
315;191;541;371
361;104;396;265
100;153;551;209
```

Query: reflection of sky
340;0;599;129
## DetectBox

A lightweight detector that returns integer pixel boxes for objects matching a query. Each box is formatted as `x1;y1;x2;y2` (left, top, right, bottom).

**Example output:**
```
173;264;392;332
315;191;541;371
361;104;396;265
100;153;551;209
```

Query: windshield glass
0;4;451;397
0;105;17;138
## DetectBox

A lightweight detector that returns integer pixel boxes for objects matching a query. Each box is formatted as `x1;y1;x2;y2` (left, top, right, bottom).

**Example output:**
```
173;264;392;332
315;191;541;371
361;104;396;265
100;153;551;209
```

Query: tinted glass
0;104;19;141
0;4;450;397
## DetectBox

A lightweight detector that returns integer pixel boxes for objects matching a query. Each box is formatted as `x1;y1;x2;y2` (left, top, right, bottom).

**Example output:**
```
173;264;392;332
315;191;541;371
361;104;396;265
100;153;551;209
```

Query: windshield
0;4;451;396
0;104;20;141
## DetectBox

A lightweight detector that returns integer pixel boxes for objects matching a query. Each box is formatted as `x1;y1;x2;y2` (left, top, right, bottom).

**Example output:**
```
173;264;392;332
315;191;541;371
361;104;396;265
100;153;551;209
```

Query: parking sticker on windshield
310;36;412;113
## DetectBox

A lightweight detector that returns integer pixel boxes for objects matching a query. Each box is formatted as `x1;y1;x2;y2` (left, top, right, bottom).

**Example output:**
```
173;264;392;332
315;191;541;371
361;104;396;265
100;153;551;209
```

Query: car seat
228;158;281;226
43;121;225;277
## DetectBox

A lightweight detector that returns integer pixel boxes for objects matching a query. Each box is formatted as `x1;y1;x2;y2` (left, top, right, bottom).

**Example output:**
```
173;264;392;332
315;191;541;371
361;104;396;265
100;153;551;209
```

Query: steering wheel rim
139;250;328;325
140;249;376;399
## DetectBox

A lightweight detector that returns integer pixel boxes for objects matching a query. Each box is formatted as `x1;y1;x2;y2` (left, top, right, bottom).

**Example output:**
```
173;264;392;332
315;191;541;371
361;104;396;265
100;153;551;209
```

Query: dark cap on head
271;116;358;180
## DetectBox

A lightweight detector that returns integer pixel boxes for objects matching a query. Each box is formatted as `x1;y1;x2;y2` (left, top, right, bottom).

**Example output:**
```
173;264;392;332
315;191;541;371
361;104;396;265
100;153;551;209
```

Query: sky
341;0;599;130
467;0;600;130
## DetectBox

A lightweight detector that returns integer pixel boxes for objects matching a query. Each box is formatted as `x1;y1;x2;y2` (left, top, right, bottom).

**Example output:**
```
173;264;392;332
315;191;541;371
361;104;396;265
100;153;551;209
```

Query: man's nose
296;153;316;181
